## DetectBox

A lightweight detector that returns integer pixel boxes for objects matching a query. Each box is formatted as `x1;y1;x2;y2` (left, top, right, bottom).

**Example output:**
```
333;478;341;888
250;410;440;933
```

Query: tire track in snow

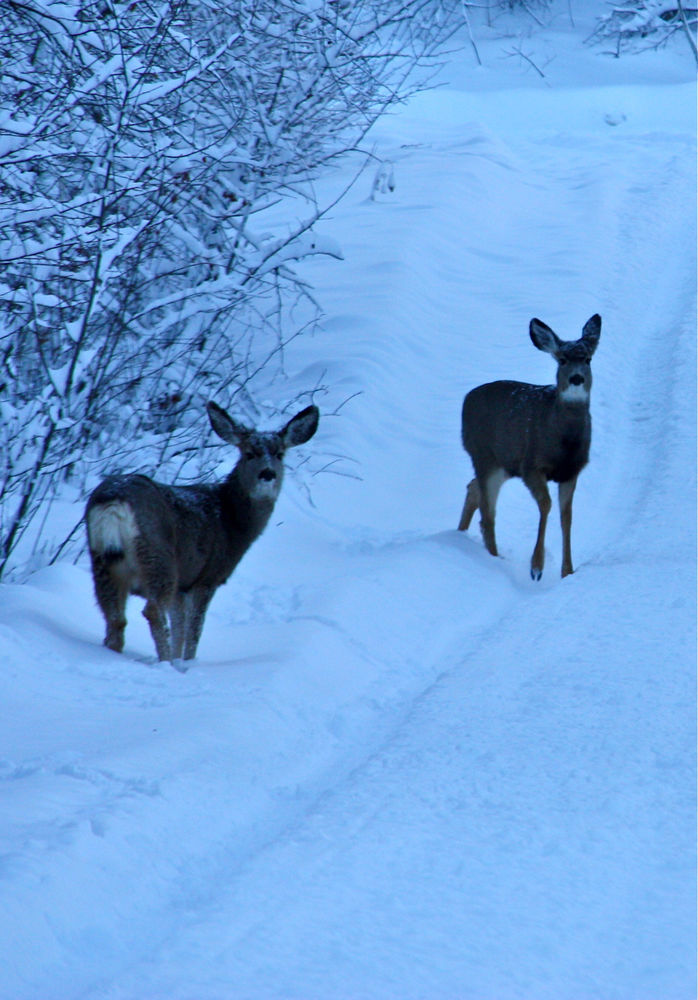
82;90;696;999
3;66;694;1000
102;552;694;1000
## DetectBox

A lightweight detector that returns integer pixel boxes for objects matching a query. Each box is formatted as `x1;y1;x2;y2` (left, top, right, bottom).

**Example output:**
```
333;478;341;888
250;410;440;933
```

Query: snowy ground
1;5;696;999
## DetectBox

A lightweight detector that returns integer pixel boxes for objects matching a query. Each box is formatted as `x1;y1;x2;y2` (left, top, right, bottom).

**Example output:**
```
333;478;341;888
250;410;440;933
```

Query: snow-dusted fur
86;401;319;668
458;315;601;579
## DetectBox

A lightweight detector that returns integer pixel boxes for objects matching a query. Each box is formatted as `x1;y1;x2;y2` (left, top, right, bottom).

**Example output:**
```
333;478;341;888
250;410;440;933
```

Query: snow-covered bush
589;2;698;58
0;0;459;577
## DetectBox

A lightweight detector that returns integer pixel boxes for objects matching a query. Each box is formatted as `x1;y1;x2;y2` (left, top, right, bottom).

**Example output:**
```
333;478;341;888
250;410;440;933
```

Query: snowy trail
1;18;695;1000
99;564;692;1000
80;72;695;1000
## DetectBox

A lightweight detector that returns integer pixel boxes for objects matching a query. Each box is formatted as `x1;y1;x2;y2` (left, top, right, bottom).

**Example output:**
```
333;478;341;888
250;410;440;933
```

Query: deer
85;400;319;671
457;314;601;580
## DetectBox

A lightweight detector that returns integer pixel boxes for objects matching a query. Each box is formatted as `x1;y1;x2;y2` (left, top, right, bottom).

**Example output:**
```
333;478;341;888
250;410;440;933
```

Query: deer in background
85;400;319;670
458;314;601;580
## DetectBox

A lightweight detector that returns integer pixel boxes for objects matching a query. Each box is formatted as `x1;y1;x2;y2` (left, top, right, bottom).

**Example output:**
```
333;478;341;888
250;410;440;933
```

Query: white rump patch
88;501;139;554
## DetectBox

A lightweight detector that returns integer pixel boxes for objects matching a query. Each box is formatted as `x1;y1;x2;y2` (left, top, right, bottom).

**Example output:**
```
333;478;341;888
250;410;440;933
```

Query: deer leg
478;470;507;557
182;587;215;661
137;537;178;663
105;613;127;653
91;556;128;653
558;477;578;578
169;592;188;662
142;599;172;663
524;470;552;581
458;478;481;531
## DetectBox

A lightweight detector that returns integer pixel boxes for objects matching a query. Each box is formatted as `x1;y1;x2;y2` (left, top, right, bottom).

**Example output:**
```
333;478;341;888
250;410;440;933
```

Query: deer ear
529;319;563;356
581;314;601;355
206;401;251;446
281;405;319;448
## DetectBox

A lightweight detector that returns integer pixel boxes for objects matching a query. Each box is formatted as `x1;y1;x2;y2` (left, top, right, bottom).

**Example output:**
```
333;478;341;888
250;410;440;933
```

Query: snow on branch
588;1;698;58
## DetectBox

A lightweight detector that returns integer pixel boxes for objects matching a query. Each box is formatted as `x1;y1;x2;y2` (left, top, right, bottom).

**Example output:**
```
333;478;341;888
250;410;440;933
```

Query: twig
505;43;548;80
520;1;545;28
461;1;482;66
676;0;698;64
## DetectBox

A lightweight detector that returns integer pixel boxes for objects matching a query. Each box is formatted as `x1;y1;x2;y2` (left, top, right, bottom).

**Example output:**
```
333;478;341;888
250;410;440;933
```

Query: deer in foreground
458;314;601;580
85;400;319;670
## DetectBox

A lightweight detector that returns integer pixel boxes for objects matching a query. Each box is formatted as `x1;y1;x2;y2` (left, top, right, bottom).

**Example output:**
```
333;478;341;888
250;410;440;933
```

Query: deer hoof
530;566;543;582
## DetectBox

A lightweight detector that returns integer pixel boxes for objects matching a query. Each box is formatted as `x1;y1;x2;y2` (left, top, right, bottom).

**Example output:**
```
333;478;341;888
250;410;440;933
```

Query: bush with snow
0;0;460;578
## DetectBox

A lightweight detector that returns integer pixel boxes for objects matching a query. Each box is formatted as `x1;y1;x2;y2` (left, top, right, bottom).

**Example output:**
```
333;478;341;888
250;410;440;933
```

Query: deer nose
258;468;276;482
569;374;585;386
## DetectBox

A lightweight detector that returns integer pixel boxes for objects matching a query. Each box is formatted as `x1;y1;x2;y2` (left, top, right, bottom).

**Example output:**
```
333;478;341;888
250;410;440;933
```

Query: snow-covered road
1;8;695;999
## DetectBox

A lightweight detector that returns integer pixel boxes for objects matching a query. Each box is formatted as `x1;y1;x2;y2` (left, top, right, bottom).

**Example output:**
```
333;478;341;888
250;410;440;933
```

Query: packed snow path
1;13;695;1000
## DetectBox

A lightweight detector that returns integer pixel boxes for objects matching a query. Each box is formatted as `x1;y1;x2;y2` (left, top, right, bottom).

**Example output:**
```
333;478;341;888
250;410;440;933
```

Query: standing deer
85;400;319;670
458;314;601;579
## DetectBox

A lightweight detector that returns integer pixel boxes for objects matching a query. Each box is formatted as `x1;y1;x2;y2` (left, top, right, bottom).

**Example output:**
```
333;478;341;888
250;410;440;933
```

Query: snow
1;5;695;999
